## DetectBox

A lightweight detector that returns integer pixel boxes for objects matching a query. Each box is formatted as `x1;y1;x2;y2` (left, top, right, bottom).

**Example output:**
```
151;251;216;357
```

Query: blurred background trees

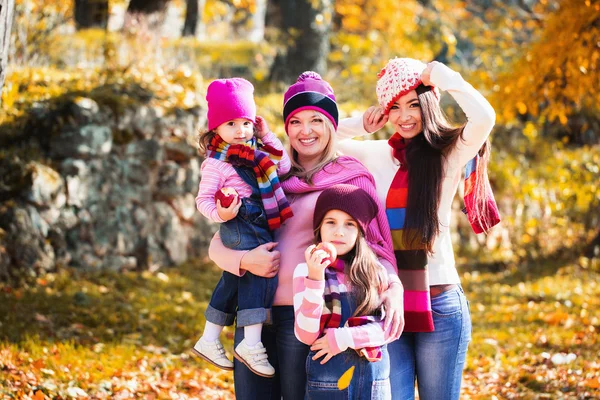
1;0;599;275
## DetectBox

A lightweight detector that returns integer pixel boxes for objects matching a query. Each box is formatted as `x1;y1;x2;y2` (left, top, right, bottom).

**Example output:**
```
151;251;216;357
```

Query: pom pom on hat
376;58;440;114
283;71;339;132
297;71;323;82
206;78;256;131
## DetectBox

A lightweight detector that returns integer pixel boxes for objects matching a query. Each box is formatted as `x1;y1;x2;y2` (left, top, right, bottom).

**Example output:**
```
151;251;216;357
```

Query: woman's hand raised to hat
421;61;440;87
363;106;389;134
254;115;269;139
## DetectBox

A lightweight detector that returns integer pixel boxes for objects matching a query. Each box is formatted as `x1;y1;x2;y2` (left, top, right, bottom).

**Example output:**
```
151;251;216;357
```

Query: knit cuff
325;328;346;355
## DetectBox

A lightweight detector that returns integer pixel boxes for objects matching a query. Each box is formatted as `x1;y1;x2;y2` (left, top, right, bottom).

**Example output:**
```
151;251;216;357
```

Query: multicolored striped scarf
387;133;501;332
463;157;501;234
206;135;293;230
386;134;434;332
320;259;383;362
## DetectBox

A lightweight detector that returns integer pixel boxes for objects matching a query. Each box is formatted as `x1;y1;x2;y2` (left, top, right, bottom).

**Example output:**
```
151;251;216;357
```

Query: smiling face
215;118;254;144
388;89;423;140
286;110;332;169
319;209;360;257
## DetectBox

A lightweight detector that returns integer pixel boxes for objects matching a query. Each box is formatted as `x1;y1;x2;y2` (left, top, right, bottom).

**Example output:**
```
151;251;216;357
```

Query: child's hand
363;106;389;133
310;334;339;364
217;195;241;222
255;116;270;139
304;245;330;281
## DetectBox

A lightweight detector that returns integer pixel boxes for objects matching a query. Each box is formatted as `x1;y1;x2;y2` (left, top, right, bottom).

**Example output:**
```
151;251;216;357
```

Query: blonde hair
283;111;338;184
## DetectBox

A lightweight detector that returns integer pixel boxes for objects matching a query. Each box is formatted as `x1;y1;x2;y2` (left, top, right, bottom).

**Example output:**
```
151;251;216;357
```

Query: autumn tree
491;0;600;143
74;0;109;30
269;0;334;82
0;0;15;95
182;0;206;37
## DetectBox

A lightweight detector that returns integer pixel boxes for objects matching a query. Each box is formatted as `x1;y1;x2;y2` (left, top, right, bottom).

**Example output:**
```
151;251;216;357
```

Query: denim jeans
387;285;472;400
233;306;310;400
206;197;277;327
305;292;391;400
305;347;391;400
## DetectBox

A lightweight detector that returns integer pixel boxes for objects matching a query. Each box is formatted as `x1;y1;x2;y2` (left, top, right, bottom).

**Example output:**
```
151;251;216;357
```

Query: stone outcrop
0;97;215;278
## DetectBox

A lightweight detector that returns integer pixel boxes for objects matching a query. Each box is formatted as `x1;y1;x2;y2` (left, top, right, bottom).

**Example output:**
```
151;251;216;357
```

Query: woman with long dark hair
337;58;500;399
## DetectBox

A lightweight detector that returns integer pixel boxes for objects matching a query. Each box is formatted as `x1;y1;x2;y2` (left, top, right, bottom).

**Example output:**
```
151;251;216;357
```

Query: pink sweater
208;156;399;306
195;132;291;223
293;263;400;353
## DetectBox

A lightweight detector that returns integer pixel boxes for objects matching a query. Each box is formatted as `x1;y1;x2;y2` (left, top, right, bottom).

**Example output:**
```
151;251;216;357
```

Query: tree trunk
269;0;333;83
182;0;206;38
0;0;15;96
74;0;109;30
248;0;267;42
127;0;170;14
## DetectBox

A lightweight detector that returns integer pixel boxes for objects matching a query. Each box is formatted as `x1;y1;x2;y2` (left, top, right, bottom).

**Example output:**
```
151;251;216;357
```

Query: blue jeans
233;306;310;400
206;198;277;327
305;346;391;400
388;285;472;400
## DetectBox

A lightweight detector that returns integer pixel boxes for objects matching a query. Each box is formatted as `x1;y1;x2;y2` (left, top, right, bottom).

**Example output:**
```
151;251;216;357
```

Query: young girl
193;77;293;377
293;184;400;399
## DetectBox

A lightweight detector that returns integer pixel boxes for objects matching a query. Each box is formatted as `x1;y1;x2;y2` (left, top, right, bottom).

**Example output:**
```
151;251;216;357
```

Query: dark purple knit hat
313;184;378;235
283;71;339;132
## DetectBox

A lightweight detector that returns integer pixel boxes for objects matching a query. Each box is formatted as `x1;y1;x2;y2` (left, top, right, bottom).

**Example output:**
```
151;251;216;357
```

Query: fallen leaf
337;366;354;390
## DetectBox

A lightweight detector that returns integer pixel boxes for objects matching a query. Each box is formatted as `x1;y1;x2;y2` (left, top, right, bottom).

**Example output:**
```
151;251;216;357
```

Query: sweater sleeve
325;319;400;354
430;63;496;168
337;115;372;140
208;231;248;277
261;131;291;175
293;263;326;345
195;159;227;223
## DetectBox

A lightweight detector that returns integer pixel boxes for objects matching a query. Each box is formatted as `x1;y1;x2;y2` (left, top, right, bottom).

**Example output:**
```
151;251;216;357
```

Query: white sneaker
192;337;234;370
234;339;275;378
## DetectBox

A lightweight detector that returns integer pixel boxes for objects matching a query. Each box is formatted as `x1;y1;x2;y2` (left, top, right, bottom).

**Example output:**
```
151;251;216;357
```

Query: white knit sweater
337;63;496;285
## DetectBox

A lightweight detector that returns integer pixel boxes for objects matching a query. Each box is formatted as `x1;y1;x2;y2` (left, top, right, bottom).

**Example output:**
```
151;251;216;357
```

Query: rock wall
0;96;216;278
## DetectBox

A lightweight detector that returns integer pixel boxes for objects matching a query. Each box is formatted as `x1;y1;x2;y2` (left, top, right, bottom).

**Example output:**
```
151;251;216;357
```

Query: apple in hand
315;242;337;265
215;187;239;208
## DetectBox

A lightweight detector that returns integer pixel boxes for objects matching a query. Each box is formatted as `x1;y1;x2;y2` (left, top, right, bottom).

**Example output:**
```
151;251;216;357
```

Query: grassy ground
1;257;599;399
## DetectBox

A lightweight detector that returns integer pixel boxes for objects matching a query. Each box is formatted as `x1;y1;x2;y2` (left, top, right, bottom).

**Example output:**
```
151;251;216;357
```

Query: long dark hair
404;84;492;253
314;228;388;318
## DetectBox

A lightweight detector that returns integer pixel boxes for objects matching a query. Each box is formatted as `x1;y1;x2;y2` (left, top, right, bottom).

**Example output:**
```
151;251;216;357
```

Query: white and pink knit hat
376;58;440;114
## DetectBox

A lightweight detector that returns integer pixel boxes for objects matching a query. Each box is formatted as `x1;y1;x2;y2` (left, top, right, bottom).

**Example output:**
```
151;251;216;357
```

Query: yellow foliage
491;0;600;125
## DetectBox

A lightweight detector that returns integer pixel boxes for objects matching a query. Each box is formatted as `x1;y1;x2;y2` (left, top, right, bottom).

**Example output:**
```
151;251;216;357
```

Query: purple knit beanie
206;78;256;131
283;71;339;132
313;184;378;235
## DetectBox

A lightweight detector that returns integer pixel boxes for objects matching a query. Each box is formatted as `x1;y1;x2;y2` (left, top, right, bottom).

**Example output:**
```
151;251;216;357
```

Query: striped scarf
386;134;434;332
463;157;501;234
320;259;383;362
206;135;293;230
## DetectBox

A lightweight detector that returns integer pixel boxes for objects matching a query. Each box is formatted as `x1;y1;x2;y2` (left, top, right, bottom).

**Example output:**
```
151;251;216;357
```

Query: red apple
215;187;238;208
316;242;337;265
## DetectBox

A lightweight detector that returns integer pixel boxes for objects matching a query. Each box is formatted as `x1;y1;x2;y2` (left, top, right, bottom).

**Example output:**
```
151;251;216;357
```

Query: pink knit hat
376;58;440;114
206;78;256;131
283;71;338;131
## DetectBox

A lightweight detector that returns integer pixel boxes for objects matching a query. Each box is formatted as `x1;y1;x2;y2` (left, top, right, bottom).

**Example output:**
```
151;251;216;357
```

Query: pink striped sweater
195;131;291;223
293;263;400;354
